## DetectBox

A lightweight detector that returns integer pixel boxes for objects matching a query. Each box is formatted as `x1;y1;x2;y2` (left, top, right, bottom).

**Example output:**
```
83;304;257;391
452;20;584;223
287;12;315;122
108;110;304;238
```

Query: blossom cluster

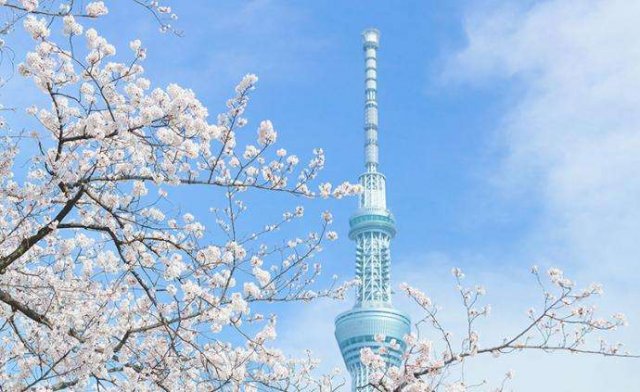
0;5;355;390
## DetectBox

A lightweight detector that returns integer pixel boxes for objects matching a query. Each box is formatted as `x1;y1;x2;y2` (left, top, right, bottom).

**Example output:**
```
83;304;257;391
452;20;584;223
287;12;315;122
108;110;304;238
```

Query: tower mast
334;29;411;391
363;28;380;173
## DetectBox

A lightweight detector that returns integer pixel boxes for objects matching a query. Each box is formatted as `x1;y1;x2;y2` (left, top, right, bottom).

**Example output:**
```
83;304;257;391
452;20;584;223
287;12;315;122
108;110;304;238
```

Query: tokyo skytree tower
334;29;411;391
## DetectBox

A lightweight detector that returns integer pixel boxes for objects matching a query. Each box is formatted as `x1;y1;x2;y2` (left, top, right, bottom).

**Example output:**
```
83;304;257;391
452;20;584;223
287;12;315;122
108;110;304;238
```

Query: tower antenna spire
334;28;411;391
362;28;381;172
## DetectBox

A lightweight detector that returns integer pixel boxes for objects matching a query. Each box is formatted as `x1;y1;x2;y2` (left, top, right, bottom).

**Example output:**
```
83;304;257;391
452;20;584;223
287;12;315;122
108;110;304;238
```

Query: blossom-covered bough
0;0;174;36
0;1;359;390
364;266;637;391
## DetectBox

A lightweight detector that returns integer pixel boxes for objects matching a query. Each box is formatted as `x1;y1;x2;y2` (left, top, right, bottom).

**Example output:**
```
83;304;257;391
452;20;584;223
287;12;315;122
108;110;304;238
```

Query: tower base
335;307;411;390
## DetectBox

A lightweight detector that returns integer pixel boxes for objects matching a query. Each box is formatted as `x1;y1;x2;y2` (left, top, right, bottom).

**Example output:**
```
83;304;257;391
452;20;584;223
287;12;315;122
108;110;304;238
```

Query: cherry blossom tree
0;2;636;392
0;1;358;390
364;266;637;391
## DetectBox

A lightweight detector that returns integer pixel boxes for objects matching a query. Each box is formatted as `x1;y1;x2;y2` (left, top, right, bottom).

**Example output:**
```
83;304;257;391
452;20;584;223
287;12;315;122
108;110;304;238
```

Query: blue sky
107;0;534;265
5;0;640;390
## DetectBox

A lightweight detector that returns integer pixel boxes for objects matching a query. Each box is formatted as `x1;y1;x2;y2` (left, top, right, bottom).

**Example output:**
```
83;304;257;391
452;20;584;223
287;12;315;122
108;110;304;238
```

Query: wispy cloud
446;0;640;282
437;0;640;389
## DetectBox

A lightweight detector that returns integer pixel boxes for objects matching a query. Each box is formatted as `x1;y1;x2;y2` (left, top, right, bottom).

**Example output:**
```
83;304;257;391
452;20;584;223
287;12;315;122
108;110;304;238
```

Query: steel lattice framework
334;29;411;391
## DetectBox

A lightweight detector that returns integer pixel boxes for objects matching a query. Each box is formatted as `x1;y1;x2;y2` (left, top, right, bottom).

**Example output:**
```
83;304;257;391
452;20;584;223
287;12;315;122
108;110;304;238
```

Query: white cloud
440;0;640;389
448;0;640;278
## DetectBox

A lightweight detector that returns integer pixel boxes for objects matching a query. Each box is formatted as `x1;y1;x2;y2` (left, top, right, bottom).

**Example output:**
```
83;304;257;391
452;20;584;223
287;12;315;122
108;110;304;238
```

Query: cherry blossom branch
359;267;637;391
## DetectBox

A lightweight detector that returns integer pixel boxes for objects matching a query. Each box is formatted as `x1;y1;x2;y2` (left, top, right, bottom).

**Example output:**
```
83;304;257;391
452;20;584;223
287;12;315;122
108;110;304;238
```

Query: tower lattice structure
334;28;411;391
